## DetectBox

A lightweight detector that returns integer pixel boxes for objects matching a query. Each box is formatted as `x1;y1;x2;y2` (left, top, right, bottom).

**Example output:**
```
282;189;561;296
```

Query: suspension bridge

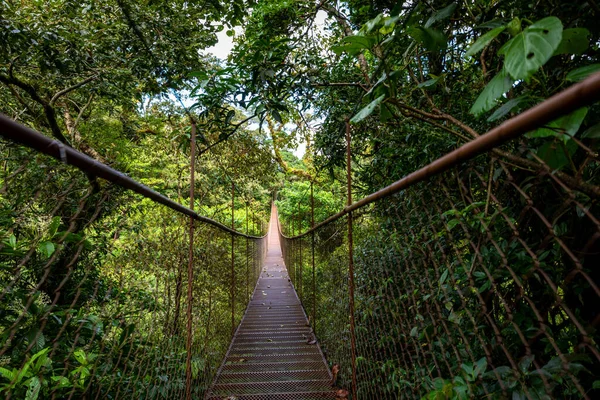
1;74;600;400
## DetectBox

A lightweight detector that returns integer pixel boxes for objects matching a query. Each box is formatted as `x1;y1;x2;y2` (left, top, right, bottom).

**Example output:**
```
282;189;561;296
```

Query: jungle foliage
2;0;600;399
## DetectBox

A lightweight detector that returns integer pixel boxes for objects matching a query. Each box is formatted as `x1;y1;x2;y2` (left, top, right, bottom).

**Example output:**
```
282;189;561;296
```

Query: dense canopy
1;0;600;398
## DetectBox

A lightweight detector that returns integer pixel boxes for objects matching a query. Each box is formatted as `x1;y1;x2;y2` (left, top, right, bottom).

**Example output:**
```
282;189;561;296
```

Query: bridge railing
0;116;268;400
279;73;600;399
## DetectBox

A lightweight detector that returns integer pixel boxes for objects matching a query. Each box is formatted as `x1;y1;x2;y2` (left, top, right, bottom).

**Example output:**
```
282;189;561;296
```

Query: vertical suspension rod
346;119;358;400
231;182;235;337
185;121;196;400
311;181;316;334
246;202;249;300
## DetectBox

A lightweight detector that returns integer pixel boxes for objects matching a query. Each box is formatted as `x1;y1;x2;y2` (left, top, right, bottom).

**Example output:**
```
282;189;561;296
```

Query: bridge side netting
0;141;267;399
281;141;600;399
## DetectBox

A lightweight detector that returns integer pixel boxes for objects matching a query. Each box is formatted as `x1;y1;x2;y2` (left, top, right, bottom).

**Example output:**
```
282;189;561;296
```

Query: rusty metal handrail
286;72;600;239
0;113;265;240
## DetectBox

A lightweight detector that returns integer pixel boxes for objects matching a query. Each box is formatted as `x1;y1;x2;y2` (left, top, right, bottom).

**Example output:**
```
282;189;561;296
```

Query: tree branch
388;98;600;198
312;82;369;91
50;75;98;106
0;73;70;144
321;4;371;85
196;114;256;157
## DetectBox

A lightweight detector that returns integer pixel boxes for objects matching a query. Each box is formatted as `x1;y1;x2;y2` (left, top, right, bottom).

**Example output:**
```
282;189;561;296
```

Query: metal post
311;181;316;334
231;182;235;337
252;212;255;285
293;215;297;286
246;202;249;300
298;204;303;299
346;119;358;399
185;122;196;400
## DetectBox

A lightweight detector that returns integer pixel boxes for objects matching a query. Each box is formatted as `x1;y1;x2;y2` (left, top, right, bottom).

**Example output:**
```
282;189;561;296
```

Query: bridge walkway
205;206;336;400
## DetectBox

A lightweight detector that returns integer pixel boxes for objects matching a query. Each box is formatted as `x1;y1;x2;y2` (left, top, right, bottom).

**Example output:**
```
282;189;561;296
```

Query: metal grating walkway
206;206;336;400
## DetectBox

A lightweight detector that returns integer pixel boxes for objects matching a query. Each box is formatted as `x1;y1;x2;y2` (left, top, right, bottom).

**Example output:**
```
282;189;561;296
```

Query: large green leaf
361;14;383;34
465;26;506;58
470;70;513;116
566;64;600;82
407;27;447;52
350;95;385;124
417;74;443;88
537;138;577;170
332;35;374;56
424;3;457;28
500;17;563;80
25;377;41;400
487;96;528;121
582;122;600;139
554;28;589;55
527;107;588;141
38;241;56;258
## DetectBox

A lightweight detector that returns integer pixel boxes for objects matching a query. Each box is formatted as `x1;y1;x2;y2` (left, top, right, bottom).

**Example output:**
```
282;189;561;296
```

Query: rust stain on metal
206;206;336;399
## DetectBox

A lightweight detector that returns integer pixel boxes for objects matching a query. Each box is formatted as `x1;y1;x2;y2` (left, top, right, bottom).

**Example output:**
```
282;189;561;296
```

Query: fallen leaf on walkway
331;364;340;386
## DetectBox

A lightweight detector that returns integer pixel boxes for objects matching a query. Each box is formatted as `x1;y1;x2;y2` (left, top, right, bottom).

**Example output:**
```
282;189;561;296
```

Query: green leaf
446;219;460;230
518;355;534;373
477;19;508;30
465;26;506;58
8;234;16;249
271;109;283;124
25;377;41;400
226;29;235;37
424;3;457;28
407;27;447;52
527;107;588;141
566;64;600;82
380;103;393;122
74;349;86;365
470;69;513;116
51;376;71;389
47;216;61;239
188;71;209;80
582;122;600;139
500;17;563;80
38;242;55;258
554;28;589;55
350;95;385;124
410;326;418;337
332;35;374;56
536;138;577;170
417;75;442;88
379;16;400;34
439;269;449;285
225;110;235;125
361;14;383;34
0;367;16;381
487;96;527;121
474;357;488;376
506;17;522;36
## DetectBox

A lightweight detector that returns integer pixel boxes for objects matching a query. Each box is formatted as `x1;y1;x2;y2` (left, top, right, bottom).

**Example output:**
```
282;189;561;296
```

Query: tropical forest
1;0;600;399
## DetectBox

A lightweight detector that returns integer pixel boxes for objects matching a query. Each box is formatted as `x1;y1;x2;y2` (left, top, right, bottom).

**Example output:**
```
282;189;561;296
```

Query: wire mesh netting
0;140;267;399
280;139;600;399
